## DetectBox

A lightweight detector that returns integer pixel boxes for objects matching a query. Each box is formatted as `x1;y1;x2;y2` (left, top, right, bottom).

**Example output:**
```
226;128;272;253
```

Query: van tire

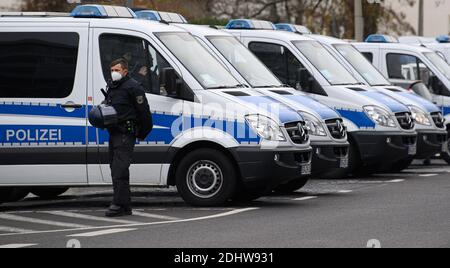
175;149;237;207
0;188;29;203
273;177;309;194
31;187;69;200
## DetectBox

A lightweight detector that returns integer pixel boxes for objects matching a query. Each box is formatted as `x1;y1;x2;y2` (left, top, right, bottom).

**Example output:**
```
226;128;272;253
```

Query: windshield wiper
206;84;248;90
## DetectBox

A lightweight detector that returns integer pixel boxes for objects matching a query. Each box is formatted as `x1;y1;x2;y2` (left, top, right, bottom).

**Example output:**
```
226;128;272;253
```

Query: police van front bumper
311;141;350;178
230;146;313;192
351;131;417;166
415;129;447;159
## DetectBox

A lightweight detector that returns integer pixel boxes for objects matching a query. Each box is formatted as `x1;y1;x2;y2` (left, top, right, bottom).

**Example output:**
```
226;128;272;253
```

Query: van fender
170;127;240;149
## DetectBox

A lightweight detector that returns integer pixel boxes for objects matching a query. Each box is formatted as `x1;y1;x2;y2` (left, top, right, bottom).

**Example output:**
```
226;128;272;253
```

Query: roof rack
0;12;70;17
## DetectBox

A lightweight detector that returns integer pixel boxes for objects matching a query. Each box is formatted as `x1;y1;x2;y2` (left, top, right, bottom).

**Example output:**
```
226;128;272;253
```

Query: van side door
91;29;185;186
0;25;90;185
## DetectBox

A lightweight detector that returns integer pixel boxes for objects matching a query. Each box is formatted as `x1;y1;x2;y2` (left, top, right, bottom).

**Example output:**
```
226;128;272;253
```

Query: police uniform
105;75;153;216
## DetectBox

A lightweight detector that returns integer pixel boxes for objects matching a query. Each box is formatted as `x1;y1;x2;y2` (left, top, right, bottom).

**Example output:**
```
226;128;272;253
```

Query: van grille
294;151;312;164
396;112;414;130
325;119;347;140
285;122;309;144
431;112;445;129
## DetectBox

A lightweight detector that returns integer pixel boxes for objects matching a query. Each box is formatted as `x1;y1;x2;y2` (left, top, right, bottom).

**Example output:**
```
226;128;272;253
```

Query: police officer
104;58;153;217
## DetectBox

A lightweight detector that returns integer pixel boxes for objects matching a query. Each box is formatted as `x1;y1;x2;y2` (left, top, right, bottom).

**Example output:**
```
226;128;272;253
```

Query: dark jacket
105;76;153;140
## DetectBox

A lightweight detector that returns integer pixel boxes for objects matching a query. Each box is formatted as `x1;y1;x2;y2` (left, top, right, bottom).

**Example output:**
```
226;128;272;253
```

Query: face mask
111;71;123;82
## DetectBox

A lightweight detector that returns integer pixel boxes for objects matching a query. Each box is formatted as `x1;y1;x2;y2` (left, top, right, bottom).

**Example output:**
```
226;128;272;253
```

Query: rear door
0;24;89;185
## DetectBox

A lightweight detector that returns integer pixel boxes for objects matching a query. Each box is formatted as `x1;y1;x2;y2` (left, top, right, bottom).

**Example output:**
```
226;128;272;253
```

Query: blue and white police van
0;6;313;206
354;37;450;164
399;35;450;63
306;34;447;168
225;20;418;174
136;10;349;187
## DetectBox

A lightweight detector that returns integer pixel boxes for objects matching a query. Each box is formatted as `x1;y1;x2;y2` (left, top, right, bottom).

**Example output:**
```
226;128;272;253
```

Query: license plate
408;145;417;155
340;157;349;168
301;164;311;175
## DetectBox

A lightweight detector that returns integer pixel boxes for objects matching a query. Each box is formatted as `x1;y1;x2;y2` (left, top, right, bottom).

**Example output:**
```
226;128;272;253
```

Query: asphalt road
0;160;449;248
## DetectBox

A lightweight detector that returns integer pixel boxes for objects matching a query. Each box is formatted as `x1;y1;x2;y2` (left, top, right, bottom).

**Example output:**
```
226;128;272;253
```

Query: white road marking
0;244;37;248
132;211;181;221
0;213;91;229
419;174;438;177
0;207;259;237
388;179;405;183
294;196;318;201
68;228;137;238
0;225;35;234
43;211;141;225
337;190;353;194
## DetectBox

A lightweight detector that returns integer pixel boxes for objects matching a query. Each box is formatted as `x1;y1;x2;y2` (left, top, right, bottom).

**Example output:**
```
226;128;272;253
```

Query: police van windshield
293;41;360;86
207;36;283;88
333;44;391;86
424;52;450;80
155;32;241;89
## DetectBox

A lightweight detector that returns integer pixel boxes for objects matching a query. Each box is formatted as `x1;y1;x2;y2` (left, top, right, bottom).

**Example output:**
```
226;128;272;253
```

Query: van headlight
364;106;397;128
301;112;327;136
408;105;431;126
245;115;286;141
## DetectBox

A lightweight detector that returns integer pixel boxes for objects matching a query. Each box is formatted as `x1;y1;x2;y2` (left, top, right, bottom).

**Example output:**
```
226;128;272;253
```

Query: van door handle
61;102;83;109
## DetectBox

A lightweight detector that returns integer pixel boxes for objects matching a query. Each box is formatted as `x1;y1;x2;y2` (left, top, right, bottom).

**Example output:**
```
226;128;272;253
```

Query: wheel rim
186;160;223;199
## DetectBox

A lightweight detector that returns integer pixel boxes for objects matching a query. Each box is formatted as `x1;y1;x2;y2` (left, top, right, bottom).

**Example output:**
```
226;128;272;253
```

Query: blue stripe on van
336;109;376;129
236;96;304;124
360;91;409;113
281;95;341;120
0;103;86;118
397;92;440;113
443;106;450;116
0;104;260;145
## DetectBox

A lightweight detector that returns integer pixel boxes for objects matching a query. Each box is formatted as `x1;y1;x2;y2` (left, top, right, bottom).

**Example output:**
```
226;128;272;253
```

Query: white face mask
111;71;123;82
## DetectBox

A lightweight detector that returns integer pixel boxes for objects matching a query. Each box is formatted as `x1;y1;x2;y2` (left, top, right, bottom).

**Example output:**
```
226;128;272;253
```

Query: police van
135;11;349;186
0;5;313;206
399;35;450;63
354;37;450;164
225;20;418;174
306;34;447;168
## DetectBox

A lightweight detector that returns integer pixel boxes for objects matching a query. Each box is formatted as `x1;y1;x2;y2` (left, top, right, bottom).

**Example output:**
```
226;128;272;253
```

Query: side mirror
163;67;181;97
162;67;196;102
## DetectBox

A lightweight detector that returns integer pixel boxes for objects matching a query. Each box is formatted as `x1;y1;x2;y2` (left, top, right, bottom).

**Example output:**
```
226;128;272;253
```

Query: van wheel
0;188;29;203
31;187;69;200
273;177;309;194
175;149;237;207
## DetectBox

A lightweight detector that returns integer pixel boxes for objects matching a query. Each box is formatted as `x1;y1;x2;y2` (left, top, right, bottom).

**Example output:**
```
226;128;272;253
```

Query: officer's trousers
108;131;136;207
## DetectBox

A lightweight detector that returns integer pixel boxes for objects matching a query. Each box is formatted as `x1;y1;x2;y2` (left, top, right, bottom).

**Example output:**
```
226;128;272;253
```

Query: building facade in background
0;0;21;11
384;0;450;37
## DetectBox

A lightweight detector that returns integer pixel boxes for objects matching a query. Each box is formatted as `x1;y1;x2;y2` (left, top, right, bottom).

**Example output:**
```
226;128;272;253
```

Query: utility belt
111;120;138;135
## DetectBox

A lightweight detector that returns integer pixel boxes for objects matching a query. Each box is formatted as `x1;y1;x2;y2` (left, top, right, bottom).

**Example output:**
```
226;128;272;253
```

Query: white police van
306;34;447;168
354;36;450;164
399;35;450;63
0;5;313;206
135;11;349;186
225;20;418;174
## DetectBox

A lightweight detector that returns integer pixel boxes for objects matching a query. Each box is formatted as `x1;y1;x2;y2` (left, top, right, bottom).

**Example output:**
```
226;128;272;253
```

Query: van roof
353;42;435;53
176;23;233;37
308;34;347;45
225;29;314;42
0;16;185;33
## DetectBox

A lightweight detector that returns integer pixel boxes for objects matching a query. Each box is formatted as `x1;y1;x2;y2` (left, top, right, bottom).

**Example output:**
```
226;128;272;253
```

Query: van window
248;42;327;95
0;32;79;98
99;34;171;96
386;53;433;83
362;52;373;63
